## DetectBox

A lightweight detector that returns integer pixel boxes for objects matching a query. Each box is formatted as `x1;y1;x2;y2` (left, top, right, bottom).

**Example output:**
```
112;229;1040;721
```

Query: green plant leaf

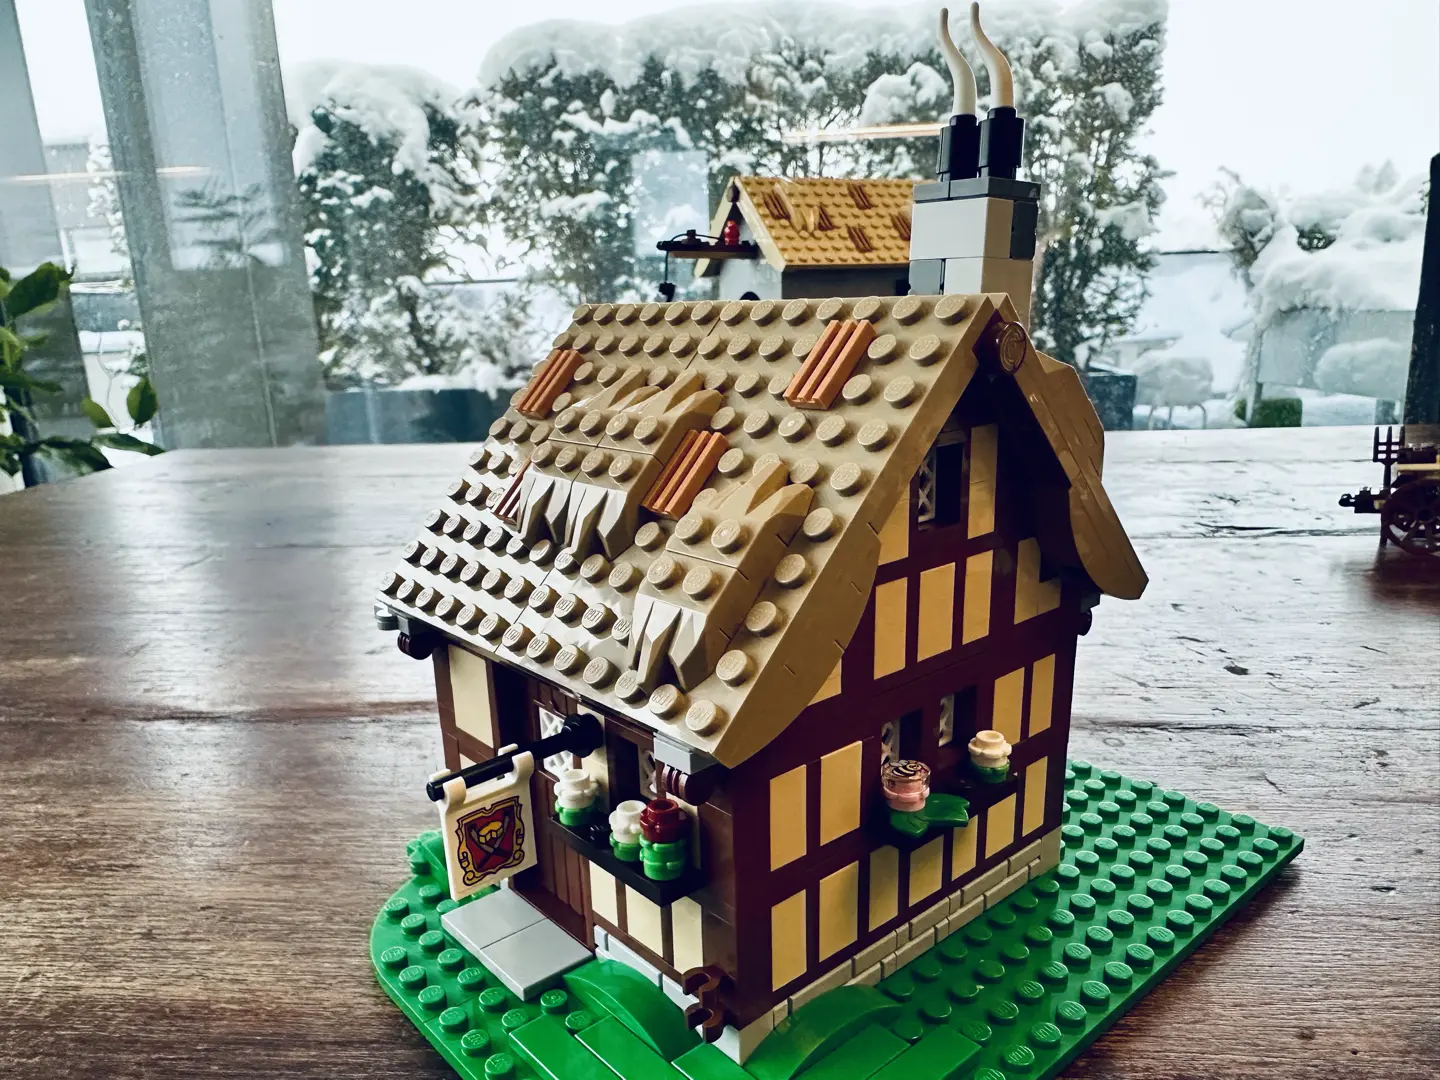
3;262;70;320
0;370;62;396
0;325;23;362
81;396;116;429
126;376;159;426
92;431;164;456
36;436;111;474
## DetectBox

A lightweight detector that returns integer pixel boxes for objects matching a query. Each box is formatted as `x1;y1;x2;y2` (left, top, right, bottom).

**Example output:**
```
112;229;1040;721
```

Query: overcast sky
14;0;1440;247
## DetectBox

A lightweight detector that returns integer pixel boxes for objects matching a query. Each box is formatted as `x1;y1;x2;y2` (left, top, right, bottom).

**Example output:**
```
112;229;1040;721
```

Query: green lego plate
371;762;1302;1080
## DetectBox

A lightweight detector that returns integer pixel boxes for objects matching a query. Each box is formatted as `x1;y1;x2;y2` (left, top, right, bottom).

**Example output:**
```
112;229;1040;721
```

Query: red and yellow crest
454;794;527;886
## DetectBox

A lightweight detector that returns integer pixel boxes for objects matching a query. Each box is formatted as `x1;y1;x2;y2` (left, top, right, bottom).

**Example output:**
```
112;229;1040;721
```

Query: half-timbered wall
718;387;1086;1027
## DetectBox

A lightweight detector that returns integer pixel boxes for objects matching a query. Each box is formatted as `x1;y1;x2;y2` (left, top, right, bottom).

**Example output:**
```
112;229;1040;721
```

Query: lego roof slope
696;177;914;277
378;295;1145;769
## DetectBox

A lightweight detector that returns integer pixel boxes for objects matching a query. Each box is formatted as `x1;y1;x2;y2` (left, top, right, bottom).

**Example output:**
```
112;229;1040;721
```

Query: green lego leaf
922;793;970;828
889;809;928;838
888;795;969;839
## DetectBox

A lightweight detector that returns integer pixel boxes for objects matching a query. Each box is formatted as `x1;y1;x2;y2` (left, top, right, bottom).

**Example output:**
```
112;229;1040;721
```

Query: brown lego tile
516;348;584;418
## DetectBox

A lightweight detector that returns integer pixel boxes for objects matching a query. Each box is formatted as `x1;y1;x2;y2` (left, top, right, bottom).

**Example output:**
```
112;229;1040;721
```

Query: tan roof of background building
379;294;1145;768
696;177;916;276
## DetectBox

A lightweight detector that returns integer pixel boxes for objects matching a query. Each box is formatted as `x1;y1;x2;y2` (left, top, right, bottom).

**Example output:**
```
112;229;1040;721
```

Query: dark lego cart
1340;424;1440;557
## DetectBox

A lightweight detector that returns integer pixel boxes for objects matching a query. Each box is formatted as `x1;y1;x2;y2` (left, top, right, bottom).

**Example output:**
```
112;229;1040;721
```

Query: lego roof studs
378;292;1144;769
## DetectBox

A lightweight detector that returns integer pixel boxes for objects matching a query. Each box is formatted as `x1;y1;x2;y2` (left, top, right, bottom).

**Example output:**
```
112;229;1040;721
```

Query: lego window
881;711;923;764
915;449;937;525
639;747;659;800
880;721;899;764
937;694;955;747
535;706;575;778
917;429;966;530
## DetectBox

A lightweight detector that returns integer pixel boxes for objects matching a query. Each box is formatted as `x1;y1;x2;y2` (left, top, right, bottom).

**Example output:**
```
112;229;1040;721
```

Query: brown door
511;681;592;946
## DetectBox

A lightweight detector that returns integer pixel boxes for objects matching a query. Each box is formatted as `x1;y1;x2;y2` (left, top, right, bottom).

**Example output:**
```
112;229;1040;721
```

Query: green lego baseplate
371;762;1302;1080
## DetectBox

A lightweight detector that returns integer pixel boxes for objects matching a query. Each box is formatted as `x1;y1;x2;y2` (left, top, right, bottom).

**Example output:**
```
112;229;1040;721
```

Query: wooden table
1;428;1436;1078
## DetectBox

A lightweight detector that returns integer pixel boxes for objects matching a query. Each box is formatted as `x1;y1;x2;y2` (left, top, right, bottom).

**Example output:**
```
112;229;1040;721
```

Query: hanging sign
435;749;537;901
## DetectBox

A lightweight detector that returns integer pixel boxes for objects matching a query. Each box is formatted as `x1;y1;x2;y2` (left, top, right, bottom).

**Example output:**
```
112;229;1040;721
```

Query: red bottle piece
639;797;686;843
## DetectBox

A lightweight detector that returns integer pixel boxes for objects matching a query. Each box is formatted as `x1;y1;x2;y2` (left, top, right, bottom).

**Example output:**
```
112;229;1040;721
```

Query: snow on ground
480;0;1168;90
1108;251;1250;395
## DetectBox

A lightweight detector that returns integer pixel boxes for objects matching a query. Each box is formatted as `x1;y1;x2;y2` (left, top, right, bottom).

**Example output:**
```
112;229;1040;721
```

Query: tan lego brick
1023;756;1050;837
947;896;984;934
908;897;950;939
960;863;1008;906
984;866;1030;908
847;962;883;988
916;560;955;661
788;960;851;1011
1007;836;1046;876
851;930;897;975
1029;654;1055;736
1031;827;1064;877
986;794;1018;858
892;928;934;971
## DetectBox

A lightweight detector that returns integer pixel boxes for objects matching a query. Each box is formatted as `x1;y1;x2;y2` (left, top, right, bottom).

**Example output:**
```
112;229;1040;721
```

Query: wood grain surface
1;428;1436;1078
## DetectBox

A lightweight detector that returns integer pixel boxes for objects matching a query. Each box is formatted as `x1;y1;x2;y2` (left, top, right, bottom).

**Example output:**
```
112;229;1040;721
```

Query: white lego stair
440;886;591;1000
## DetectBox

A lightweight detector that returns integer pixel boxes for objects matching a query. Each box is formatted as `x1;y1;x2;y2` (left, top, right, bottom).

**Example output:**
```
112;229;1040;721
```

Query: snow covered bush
475;0;1167;362
1212;163;1427;329
1313;338;1411;401
288;62;509;388
1211;163;1427;407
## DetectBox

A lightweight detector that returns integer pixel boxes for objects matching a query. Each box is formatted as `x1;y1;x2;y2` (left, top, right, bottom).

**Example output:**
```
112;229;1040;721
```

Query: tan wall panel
962;550;993;645
1029;654;1055;737
992;668;1024;744
449;646;496;747
771;890;808;990
1013;538;1039;623
626;886;665;957
672;896;705;973
952;819;978;880
967;424;998;538
908;836;944;906
770;765;808;869
868;846;900;930
810;658;843;704
917;561;956;661
817;861;860;960
590;864;619;925
873;578;908;678
819;741;863;846
986;794;1017;858
878;487;910;565
1023;757;1049;837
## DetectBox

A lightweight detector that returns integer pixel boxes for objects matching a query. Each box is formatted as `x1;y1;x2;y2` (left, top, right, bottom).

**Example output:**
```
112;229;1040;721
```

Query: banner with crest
434;750;537;901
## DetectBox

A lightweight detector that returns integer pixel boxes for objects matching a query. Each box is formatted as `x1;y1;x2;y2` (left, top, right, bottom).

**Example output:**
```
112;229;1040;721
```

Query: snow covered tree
475;1;1167;361
289;63;493;387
